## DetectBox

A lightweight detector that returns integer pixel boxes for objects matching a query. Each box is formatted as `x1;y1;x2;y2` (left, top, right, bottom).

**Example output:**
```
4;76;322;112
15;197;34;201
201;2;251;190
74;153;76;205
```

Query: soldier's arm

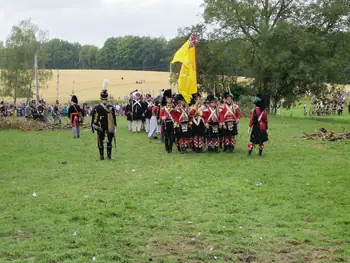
235;106;241;122
67;106;72;122
219;107;225;125
91;107;96;132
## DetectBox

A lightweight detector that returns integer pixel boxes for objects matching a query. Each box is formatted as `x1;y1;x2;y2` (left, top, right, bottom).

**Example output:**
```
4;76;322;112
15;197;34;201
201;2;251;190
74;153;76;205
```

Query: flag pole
193;32;198;94
169;62;172;94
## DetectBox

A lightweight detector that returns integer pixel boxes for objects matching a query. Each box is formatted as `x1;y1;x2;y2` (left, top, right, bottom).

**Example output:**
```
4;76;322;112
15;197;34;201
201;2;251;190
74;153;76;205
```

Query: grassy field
0;113;349;263
42;70;170;103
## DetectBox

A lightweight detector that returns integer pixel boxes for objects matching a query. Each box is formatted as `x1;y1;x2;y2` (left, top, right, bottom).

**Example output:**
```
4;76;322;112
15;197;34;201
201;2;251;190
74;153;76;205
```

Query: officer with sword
91;80;117;160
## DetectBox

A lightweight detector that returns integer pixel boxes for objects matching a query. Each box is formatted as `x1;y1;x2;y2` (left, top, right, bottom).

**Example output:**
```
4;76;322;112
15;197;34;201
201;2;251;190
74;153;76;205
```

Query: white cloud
0;0;204;47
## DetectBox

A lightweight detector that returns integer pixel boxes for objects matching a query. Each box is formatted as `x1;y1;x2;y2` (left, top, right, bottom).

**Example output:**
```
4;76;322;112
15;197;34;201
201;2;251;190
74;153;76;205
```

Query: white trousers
145;118;150;133
132;120;142;132
148;116;158;138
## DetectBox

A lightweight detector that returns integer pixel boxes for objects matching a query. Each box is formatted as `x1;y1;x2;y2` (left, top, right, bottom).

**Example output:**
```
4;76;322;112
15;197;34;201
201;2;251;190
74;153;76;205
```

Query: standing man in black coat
91;80;117;160
125;99;133;132
131;92;143;133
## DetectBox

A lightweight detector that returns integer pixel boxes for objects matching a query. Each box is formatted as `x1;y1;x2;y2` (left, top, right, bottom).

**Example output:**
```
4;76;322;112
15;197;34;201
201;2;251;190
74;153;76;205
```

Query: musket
113;133;117;152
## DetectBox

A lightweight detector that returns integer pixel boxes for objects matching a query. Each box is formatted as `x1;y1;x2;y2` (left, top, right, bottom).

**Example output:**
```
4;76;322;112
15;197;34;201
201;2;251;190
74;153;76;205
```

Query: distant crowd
0;100;128;121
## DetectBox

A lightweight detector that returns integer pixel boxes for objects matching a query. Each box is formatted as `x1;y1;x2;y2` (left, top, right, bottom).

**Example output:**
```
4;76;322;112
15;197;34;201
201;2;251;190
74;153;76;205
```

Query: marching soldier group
158;89;269;156
159;89;247;154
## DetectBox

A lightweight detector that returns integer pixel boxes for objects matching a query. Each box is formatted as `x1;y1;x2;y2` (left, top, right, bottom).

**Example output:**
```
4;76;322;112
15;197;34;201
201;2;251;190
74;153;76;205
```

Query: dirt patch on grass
147;236;208;258
258;239;349;263
312;144;325;149
147;236;350;263
297;227;321;234
8;231;29;240
319;238;345;244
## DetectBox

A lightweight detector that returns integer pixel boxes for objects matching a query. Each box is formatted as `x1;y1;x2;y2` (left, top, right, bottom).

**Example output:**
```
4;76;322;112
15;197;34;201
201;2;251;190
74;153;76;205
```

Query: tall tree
203;0;350;106
97;37;118;68
80;45;98;68
0;19;52;104
44;39;81;69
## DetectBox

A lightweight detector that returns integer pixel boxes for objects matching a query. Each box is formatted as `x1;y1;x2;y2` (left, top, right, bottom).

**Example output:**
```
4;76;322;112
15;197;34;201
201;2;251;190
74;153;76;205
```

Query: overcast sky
0;0;204;47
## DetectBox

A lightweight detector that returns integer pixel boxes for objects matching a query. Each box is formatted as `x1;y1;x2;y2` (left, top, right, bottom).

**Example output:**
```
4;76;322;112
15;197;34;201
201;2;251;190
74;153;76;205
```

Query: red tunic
219;103;240;124
203;106;219;125
152;105;159;116
249;107;268;130
160;104;177;121
189;104;206;126
175;105;189;124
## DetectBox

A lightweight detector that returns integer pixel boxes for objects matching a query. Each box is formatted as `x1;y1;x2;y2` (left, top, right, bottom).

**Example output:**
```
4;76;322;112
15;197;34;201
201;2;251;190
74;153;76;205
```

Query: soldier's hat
206;94;217;102
253;94;266;110
71;95;78;104
161;89;172;106
192;92;201;99
224;91;233;99
175;94;185;104
100;79;110;100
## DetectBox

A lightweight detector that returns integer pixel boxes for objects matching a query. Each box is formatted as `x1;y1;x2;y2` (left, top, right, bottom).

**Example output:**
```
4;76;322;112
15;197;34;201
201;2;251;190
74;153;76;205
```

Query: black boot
107;146;112;160
99;147;104;160
231;145;235;153
214;147;219;153
177;145;181;152
248;150;252;156
223;145;227;152
259;149;263;156
165;138;169;153
169;139;173;153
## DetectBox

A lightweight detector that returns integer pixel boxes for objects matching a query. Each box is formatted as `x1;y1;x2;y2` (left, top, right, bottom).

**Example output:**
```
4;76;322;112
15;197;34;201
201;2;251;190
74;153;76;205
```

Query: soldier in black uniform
91;80;117;160
131;92;143;133
53;100;61;124
0;101;6;117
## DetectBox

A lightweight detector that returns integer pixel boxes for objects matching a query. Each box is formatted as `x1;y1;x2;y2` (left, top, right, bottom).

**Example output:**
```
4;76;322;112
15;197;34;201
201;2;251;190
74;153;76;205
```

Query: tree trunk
13;88;16;105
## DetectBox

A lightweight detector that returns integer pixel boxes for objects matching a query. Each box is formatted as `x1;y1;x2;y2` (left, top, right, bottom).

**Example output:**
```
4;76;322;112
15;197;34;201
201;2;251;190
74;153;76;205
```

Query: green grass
0;114;349;263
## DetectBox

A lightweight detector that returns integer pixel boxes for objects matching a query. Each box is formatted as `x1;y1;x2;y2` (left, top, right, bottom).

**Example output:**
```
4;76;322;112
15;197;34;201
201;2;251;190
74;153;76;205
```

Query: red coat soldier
174;94;190;154
219;92;241;153
248;95;269;156
203;95;220;152
189;93;206;153
159;89;178;153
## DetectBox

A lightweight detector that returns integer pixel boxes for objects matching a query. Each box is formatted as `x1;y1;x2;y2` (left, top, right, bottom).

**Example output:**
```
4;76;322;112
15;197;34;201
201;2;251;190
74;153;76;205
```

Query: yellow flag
171;40;190;64
171;33;197;103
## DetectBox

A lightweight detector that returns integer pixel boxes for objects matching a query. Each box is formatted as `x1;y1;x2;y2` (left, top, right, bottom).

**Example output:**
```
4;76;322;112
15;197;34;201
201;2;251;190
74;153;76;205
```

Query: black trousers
97;130;114;157
164;121;174;152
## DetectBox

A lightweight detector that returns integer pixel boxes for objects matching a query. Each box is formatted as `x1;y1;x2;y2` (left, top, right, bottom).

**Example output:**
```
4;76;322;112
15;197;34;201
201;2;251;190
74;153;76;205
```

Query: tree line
1;0;350;106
